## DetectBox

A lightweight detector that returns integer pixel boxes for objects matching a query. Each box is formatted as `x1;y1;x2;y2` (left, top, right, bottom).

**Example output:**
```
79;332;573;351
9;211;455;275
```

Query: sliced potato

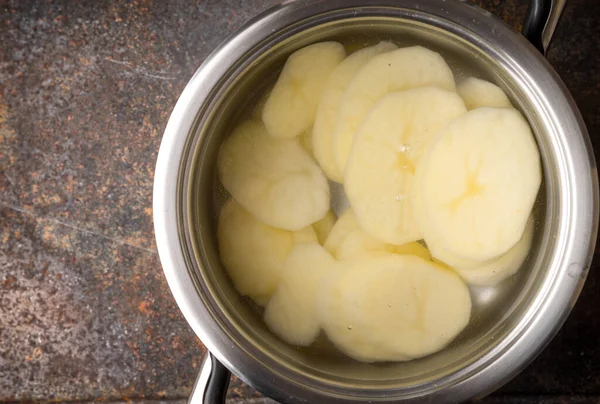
264;243;339;346
320;254;471;362
324;208;431;261
218;200;316;305
218;121;330;231
332;46;456;173
337;232;430;262
457;77;512;110
313;210;337;245
413;107;541;264
262;42;346;139
323;208;360;256
299;127;314;157
344;88;467;245
453;216;535;285
312;42;397;182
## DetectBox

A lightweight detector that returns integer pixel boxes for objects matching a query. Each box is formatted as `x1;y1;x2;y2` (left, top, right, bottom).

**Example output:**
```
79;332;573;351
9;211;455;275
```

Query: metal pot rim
153;0;598;402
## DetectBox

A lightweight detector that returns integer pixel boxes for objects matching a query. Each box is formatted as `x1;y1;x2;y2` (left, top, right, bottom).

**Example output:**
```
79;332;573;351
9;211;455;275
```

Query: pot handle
522;0;566;54
189;352;231;404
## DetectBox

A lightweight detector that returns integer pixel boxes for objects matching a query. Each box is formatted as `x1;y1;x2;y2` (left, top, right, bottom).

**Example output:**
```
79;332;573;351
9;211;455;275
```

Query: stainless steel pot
153;0;598;402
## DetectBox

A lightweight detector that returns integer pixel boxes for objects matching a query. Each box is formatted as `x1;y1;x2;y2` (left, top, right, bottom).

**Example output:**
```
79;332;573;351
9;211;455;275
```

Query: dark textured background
0;0;598;402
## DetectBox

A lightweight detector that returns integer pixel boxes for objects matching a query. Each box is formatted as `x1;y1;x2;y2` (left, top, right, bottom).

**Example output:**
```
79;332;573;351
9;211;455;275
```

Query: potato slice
312;42;397;182
262;42;346;139
299;127;314;157
453;216;535;285
332;46;456;173
218;121;330;231
345;88;467;245
320;254;471;362
218;200;317;305
264;243;339;346
457;77;512;110
323;208;360;255
313;210;337;245
293;225;320;244
324;209;430;261
413;107;541;264
337;232;430;262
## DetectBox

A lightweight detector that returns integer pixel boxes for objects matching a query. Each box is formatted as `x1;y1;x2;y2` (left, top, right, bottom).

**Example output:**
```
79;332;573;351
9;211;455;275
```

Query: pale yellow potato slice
324;209;430;261
262;42;346;139
264;243;339;346
320;254;471;362
323;208;360;255
292;225;320;244
299;127;314;157
218;200;317;305
413;107;541;264
457;77;512;110
453;216;535;285
312;210;337;245
312;41;397;182
337;232;430;262
332;46;456;173
218;121;330;231
344;88;467;245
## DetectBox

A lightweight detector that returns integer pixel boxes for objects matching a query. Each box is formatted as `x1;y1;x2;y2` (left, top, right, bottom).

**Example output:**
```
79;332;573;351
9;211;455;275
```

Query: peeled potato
217;40;542;363
324;208;430;261
332;46;456;173
323;208;360;256
320;254;471;362
344;88;467;245
312;42;397;182
262;42;346;139
391;242;432;261
337;232;430;261
299;127;314;157
293;225;319;244
264;243;338;346
457;77;512;110
218;200;317;305
413;107;541;265
313;210;337;245
218;121;330;231
453;216;535;285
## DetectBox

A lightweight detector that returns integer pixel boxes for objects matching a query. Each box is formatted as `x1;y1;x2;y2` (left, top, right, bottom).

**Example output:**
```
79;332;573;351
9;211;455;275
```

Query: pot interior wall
184;16;557;389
